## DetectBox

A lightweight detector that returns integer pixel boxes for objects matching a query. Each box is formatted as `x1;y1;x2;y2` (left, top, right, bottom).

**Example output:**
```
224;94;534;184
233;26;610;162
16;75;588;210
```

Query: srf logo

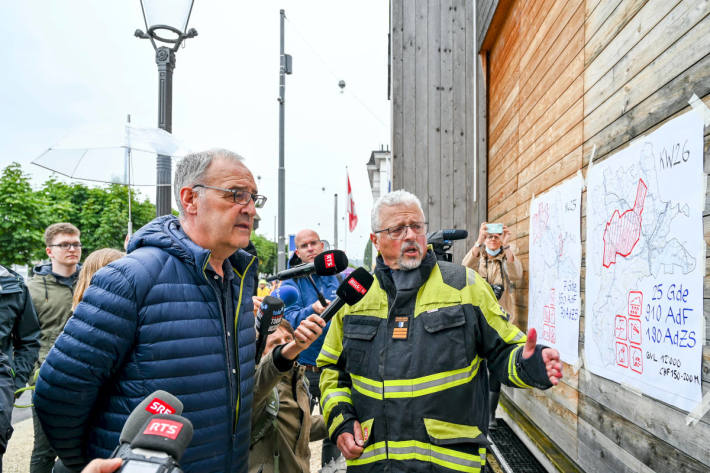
324;253;335;268
146;398;176;415
348;278;366;295
144;419;183;440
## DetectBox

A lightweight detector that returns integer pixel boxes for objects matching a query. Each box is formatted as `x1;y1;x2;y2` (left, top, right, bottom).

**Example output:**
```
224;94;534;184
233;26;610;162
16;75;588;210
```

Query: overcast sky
0;1;390;263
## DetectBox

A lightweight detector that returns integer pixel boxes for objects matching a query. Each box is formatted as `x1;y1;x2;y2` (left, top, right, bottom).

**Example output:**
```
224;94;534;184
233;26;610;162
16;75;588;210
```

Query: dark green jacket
27;263;79;365
317;252;552;472
0;265;40;390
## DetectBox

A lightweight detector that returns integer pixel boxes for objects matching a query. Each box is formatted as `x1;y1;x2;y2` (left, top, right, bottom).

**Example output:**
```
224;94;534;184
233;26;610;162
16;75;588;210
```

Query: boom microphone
116;414;194;472
441;229;468;241
266;250;348;282
255;296;285;364
319;267;374;324
112;391;184;459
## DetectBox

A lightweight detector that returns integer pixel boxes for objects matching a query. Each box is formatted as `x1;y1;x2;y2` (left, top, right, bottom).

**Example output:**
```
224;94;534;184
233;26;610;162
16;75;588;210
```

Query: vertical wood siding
391;0;484;264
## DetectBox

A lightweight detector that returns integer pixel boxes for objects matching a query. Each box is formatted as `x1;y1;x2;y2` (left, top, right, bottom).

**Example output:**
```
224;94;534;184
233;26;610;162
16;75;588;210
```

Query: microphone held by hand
319;267;374;324
266;250;348;281
255;296;285;364
115;413;193;472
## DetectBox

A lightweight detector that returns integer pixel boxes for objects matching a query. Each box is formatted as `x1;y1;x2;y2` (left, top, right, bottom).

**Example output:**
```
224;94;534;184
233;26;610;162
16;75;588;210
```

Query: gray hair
173;149;245;216
371;190;424;232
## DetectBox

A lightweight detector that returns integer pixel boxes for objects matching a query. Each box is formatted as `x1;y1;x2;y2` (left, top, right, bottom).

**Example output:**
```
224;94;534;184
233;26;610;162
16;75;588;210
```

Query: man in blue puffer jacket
34;149;265;473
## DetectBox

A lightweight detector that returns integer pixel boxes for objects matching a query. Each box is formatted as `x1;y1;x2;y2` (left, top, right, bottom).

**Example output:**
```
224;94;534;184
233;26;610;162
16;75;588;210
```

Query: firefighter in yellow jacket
317;190;562;472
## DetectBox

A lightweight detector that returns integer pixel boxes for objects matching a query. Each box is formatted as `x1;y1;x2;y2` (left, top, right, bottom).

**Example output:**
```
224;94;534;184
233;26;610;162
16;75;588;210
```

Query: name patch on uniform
392;316;409;340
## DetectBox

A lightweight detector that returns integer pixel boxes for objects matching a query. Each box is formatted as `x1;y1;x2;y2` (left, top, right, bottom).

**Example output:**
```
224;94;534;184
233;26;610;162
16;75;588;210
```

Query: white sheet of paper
584;111;704;412
528;174;582;364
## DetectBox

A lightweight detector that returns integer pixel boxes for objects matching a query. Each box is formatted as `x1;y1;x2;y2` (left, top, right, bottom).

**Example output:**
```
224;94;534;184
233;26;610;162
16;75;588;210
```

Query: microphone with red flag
319;267;374;323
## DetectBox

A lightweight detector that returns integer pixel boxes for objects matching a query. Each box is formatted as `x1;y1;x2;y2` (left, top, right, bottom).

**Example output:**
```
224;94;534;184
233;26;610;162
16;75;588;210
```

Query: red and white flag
346;170;358;232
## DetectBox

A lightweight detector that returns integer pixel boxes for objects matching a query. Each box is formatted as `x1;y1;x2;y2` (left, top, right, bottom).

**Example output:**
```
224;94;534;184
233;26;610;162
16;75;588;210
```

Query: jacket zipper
201;257;238;436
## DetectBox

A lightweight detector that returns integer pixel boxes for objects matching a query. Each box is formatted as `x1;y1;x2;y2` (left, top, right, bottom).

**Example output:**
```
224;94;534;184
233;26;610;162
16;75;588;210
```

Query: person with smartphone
462;221;523;428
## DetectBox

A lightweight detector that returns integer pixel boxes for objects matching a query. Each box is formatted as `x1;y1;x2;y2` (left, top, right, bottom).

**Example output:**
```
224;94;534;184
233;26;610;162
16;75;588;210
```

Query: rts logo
324;253;335;268
144;419;183;440
146;399;176;415
347;278;367;295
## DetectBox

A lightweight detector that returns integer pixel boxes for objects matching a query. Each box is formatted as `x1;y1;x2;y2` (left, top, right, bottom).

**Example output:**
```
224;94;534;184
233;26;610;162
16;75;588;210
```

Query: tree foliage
363;238;373;269
0;163;156;267
0;163;45;266
251;232;276;275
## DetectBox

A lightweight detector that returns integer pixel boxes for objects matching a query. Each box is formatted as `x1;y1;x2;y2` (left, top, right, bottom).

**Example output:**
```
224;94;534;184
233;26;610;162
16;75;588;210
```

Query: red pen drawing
602;179;647;268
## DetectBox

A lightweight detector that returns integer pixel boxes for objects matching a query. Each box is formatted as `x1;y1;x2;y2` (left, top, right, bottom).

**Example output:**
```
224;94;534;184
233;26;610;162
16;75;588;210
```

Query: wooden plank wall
481;0;710;470
578;0;710;470
390;0;484;264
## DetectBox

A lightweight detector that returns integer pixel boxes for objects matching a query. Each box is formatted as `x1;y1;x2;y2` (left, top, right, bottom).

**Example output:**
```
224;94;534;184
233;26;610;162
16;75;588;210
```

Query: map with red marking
585;111;704;412
602;179;647;268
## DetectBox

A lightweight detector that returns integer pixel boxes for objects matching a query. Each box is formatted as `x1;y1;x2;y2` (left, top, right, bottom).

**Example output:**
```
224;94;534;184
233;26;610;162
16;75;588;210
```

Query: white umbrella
32;122;190;235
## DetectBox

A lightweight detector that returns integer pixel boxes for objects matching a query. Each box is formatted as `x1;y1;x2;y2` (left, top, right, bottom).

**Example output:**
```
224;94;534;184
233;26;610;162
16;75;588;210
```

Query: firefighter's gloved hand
337;420;364;459
522;327;562;386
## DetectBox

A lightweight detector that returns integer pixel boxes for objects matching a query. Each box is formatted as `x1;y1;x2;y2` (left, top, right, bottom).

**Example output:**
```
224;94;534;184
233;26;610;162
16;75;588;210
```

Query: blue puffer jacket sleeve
33;260;142;469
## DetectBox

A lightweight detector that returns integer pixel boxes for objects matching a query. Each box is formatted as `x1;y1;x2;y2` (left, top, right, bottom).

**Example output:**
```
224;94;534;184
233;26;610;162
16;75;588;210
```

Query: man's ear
370;233;379;252
45;247;53;259
180;187;199;215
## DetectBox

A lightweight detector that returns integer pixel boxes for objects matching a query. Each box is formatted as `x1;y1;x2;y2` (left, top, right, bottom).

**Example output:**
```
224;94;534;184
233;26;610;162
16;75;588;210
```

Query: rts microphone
271;285;299;307
266;250;348;281
255;296;285;364
112;391;184;459
116;413;194;473
319;267;374;324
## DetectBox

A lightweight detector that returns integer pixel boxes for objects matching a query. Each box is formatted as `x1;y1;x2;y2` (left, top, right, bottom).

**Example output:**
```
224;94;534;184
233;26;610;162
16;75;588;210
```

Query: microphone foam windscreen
313;250;349;276
336;267;374;305
272;285;299;307
131;414;194;461
442;229;468;240
257;296;285;335
119;390;184;444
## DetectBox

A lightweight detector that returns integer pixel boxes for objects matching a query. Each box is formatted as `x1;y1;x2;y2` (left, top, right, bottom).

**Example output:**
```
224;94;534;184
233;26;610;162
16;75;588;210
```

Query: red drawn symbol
629;318;642;345
602;179;647;268
616;342;629;368
628;291;643;317
614;315;627;340
630;345;643;374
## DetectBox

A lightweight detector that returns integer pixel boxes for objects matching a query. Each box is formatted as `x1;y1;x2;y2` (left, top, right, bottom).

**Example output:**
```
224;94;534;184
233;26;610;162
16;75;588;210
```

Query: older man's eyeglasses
192;184;267;208
50;242;82;250
374;222;428;240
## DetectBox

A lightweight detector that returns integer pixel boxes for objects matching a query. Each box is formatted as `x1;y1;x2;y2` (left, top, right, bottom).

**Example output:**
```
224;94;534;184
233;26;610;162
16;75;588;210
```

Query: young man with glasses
34;150;266;473
27;222;82;473
317;190;561;472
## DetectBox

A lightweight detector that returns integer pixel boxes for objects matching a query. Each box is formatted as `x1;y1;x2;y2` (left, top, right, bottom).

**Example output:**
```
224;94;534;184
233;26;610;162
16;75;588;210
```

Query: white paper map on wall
585;111;704;412
528;174;582;364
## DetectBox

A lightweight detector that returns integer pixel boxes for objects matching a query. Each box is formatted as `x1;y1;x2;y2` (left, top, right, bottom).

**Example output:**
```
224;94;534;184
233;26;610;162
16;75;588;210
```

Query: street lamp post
135;0;197;216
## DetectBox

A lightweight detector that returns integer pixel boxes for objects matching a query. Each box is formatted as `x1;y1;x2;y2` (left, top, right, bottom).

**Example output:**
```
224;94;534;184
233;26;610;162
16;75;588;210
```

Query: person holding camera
462;221;523;428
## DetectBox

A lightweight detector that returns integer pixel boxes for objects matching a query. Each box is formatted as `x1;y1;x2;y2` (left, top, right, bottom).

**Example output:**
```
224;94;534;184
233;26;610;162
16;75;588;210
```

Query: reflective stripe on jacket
317;253;551;472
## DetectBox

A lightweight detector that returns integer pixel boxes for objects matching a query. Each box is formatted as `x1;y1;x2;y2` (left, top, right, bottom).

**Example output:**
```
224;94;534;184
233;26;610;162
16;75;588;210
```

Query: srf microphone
319;267;374;324
112;391;184;459
116;414;194;473
271;284;299;307
255;296;285;364
266;250;348;281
